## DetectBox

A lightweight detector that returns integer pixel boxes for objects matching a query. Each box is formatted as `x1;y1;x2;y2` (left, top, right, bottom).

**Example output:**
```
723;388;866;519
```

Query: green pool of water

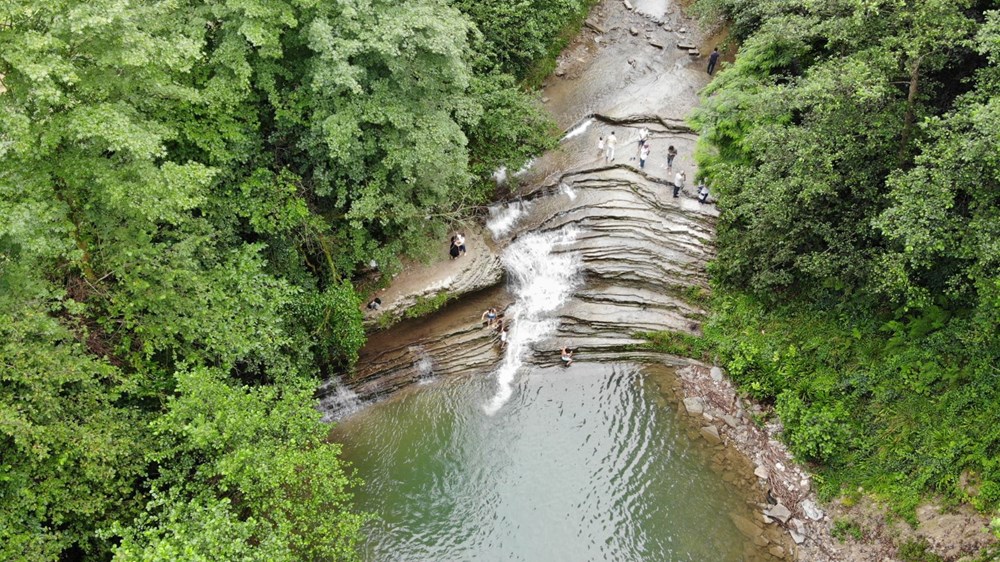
332;362;769;561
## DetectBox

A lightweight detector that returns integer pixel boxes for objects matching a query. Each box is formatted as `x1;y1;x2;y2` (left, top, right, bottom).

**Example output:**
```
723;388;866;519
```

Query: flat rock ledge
362;229;504;331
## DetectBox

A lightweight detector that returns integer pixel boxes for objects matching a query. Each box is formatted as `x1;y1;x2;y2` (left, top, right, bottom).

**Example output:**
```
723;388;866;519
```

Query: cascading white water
486;199;529;239
484;227;582;415
318;377;363;422
559;181;577;201
412;347;435;384
563;117;594;140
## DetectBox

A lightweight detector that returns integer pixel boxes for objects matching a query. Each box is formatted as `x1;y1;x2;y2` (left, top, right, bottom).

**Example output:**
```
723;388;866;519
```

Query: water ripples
333;363;761;561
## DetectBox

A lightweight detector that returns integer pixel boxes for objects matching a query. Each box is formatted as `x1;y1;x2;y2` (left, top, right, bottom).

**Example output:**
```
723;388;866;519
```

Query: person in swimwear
561;347;573;366
481;307;498;327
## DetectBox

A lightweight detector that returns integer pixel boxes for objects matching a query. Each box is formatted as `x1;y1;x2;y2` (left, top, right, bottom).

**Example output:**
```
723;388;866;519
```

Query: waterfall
559;182;577;201
413;347;435;384
318;377;363;422
563;117;595;140
486;199;529;239
484;227;582;415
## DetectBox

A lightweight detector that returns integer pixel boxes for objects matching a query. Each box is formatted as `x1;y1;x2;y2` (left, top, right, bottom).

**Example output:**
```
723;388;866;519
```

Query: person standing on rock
673;170;686;198
665;145;677;169
605;131;617;162
456;233;466;256
639;142;650;169
637;127;649;153
597;136;604;157
707;47;720;75
481;307;498;328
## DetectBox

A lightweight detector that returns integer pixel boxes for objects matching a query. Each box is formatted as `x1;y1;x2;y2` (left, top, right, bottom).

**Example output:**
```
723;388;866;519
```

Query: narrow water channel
331;363;766;561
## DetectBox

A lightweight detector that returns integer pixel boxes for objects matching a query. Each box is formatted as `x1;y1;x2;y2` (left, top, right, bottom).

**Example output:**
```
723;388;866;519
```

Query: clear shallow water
332;362;765;561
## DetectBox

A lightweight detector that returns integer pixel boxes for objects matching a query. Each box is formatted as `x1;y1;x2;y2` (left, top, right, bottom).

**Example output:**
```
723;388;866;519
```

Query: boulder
730;514;764;541
676;42;696;50
754;465;769;480
683;397;704;415
764;503;792;524
584;19;605;34
710;366;724;381
789;518;806;544
623;0;633;10
629;27;639;36
700;424;722;446
801;499;824;521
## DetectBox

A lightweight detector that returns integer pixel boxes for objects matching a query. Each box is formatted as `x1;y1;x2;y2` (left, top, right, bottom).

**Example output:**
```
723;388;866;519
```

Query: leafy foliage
690;0;1000;516
0;0;579;558
450;0;595;81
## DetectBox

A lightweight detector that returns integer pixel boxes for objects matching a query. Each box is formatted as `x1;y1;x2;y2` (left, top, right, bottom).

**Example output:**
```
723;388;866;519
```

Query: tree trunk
898;56;921;166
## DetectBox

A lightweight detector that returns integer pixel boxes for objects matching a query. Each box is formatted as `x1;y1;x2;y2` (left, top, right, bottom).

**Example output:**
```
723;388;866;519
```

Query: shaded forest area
688;0;1000;525
0;0;594;559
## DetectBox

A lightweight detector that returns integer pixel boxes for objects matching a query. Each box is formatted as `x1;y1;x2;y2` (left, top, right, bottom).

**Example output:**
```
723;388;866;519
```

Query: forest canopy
0;0;591;559
690;0;1000;516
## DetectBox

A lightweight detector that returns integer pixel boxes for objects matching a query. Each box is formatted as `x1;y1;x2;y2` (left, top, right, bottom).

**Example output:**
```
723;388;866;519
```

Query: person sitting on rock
561;347;574;366
366;297;382;311
697;183;710;204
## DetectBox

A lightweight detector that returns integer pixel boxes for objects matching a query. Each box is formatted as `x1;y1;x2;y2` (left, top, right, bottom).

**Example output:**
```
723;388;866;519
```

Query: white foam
563;118;595;140
492;165;508;186
484;227;582;415
486;200;528;239
513;158;536;177
319;377;364;422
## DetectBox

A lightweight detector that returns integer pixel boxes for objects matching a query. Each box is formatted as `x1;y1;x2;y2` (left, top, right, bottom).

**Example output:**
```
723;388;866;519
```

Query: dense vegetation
687;0;1000;521
0;0;590;559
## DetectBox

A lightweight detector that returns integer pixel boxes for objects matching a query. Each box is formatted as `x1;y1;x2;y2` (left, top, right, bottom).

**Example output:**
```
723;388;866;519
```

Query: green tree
115;367;366;561
692;0;978;298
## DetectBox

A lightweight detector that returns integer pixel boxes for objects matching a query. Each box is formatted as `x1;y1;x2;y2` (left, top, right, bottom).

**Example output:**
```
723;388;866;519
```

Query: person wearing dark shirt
707;47;720;75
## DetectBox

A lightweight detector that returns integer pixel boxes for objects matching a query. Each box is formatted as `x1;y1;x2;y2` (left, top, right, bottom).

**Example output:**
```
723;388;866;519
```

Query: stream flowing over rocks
318;1;911;560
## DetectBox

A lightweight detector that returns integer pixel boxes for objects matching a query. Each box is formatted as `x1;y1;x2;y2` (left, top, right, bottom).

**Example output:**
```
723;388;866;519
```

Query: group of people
598;128;711;204
372;47;728;367
481;307;509;350
481;306;573;365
